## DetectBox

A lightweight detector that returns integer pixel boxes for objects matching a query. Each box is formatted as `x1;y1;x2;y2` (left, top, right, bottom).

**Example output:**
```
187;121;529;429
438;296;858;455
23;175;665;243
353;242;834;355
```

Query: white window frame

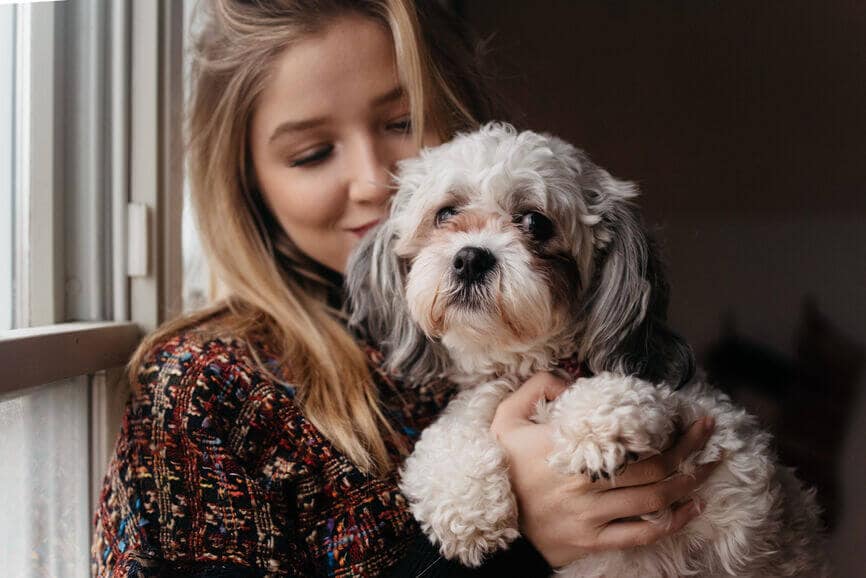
0;0;185;520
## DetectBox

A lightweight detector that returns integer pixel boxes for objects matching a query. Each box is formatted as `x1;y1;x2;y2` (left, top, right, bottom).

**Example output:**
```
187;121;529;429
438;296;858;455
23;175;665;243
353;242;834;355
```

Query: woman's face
250;14;440;273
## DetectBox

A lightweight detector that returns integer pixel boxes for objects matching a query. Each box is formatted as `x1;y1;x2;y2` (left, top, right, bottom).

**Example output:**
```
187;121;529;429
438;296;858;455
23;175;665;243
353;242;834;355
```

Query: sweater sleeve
383;532;552;577
91;337;313;577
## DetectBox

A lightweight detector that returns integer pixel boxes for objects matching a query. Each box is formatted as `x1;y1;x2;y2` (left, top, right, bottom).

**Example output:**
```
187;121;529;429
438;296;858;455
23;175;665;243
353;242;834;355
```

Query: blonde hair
130;0;508;475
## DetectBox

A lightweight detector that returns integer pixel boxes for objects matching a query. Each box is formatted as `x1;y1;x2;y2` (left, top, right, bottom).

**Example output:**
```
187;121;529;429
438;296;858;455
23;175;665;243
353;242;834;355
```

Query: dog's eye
518;211;554;242
435;206;458;226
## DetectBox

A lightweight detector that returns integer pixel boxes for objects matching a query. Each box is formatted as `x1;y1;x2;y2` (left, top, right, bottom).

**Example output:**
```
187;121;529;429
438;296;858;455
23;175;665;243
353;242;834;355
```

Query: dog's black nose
452;246;496;283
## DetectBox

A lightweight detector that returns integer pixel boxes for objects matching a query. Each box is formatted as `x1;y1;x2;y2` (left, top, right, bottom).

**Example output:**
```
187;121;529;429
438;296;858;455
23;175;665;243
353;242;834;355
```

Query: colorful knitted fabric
91;328;456;577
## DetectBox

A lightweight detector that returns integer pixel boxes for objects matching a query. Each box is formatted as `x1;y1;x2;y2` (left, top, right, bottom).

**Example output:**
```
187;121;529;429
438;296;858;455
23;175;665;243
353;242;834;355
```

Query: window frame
0;6;15;331
0;0;185;526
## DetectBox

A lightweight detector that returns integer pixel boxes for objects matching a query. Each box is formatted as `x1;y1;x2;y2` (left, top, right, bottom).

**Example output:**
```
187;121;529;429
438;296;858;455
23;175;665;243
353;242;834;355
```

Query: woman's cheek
270;174;345;230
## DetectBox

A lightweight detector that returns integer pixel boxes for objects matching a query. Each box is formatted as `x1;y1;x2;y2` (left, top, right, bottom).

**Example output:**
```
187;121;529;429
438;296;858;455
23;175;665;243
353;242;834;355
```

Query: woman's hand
490;372;721;568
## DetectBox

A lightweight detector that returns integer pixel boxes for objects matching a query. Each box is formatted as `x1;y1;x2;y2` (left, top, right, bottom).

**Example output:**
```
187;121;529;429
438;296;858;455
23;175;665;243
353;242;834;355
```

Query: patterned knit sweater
90;326;553;577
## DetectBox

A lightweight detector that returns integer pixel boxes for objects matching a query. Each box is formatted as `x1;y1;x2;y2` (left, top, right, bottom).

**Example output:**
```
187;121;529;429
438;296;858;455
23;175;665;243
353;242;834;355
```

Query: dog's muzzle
452;246;496;286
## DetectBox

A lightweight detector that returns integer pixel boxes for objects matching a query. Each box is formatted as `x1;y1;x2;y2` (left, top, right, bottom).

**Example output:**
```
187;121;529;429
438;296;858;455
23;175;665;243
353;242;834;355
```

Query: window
182;0;211;313
0;1;185;575
182;185;211;312
0;376;90;577
1;5;14;332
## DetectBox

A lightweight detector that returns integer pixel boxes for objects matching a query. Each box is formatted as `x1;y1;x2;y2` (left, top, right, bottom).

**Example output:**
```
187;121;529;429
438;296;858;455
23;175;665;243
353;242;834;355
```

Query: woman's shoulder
138;330;247;380
129;320;305;450
95;321;317;576
134;315;286;396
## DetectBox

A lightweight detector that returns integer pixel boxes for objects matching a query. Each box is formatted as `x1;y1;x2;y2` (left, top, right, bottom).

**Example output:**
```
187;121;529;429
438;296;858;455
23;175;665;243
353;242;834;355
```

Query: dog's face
348;123;694;386
388;125;608;358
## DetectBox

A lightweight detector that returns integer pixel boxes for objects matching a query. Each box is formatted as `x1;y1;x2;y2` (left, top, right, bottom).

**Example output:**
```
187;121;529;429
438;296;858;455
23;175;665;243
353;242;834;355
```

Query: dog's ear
576;164;695;388
345;219;449;384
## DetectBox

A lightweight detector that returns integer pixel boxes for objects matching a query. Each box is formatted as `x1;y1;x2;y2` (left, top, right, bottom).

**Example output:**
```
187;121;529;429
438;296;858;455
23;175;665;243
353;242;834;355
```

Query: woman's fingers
593;498;702;551
594;460;721;522
588;416;716;490
491;372;567;434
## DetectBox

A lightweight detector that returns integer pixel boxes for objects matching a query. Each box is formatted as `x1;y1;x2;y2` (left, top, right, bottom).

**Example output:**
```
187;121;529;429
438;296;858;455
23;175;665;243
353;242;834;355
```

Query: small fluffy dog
347;123;827;577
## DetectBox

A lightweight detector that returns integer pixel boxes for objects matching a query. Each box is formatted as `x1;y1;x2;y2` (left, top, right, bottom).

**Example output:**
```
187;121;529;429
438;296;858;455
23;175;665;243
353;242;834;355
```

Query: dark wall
460;1;866;572
463;0;866;218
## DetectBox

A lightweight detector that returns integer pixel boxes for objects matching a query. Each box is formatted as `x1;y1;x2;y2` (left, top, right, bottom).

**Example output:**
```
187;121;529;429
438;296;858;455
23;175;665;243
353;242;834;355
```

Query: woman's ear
345;219;448;384
577;167;695;388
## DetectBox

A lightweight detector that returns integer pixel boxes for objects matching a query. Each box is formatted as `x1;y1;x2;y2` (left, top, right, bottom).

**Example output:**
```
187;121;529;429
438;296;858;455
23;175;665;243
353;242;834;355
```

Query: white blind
0;377;90;578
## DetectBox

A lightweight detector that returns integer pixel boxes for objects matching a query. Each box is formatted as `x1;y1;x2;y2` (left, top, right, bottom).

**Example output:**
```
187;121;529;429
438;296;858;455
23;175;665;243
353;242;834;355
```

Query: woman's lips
347;219;381;237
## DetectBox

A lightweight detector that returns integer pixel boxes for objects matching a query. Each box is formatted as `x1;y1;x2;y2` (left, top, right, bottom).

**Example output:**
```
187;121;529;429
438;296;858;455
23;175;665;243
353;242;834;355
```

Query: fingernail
702;416;715;433
683;501;699;520
691;498;705;515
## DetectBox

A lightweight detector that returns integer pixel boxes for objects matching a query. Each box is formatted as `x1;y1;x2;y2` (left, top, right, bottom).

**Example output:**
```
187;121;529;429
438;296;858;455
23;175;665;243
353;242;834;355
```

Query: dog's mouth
446;284;491;311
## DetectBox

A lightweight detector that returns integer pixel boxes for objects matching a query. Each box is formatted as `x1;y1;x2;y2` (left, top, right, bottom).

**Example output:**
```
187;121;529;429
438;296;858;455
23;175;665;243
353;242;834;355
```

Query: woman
92;1;719;576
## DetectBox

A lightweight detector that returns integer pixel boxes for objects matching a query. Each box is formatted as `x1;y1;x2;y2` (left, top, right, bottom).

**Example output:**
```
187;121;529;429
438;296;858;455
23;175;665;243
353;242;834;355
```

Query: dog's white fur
347;123;828;577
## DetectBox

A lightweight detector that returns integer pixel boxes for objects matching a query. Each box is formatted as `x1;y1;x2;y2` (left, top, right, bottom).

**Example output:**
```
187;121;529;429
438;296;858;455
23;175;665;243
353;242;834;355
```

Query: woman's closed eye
288;117;410;168
289;144;334;168
386;116;412;134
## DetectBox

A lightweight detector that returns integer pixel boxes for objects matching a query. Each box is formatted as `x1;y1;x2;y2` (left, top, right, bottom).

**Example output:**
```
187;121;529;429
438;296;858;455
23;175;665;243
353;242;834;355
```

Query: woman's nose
348;137;394;205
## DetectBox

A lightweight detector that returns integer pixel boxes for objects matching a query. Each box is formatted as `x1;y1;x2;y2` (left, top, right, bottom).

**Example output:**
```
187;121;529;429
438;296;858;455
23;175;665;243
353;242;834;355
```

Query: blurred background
452;0;865;574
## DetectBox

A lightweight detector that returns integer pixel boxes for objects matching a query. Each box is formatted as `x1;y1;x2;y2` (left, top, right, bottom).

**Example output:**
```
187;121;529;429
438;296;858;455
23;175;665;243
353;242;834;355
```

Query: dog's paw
408;466;520;567
400;420;520;566
427;518;521;568
548;436;640;482
545;374;680;484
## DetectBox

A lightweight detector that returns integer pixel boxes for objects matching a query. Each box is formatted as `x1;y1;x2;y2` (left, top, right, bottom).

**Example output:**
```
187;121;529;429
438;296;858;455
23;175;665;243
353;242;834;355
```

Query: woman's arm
383;532;550;578
491;372;719;568
92;337;311;577
384;373;717;576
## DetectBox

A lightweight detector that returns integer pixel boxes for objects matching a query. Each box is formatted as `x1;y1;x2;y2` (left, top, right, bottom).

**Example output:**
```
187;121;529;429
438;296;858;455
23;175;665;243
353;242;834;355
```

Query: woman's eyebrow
269;86;406;144
269;117;328;144
372;85;405;107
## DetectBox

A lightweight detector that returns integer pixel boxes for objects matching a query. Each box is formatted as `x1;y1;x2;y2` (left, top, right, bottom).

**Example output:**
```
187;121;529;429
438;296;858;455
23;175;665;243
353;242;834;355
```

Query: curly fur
346;123;828;576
